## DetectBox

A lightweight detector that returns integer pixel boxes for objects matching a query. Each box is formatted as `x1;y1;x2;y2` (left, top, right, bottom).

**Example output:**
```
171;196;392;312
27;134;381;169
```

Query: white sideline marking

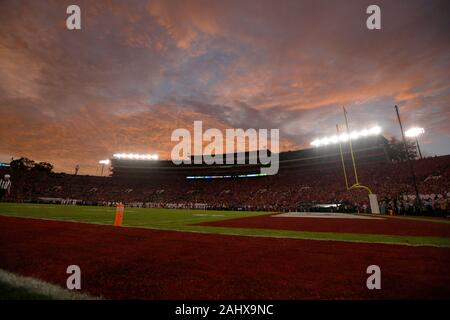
0;269;100;300
3;205;61;209
274;212;384;219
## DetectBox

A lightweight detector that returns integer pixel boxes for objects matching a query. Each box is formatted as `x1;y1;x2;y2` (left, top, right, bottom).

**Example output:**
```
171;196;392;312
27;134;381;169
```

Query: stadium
1;129;450;300
0;0;449;309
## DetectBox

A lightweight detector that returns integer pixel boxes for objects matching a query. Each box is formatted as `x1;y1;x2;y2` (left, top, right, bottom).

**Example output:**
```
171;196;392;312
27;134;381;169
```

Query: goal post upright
343;106;359;185
338;106;380;214
336;124;349;190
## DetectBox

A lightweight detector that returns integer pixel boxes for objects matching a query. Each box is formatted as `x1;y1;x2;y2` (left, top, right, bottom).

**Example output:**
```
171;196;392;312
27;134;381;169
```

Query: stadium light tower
112;153;159;160
310;125;382;147
405;127;424;159
99;159;110;176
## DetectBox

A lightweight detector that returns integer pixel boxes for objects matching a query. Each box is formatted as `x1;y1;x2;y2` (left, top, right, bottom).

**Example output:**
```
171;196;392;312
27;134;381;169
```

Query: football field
1;203;450;299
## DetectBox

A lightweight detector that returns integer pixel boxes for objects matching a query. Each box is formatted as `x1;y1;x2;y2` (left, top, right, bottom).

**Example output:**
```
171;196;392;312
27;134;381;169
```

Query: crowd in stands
1;155;449;216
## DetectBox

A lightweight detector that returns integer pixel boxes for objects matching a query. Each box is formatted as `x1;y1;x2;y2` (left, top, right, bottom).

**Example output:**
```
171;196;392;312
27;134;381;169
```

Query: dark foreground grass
2;215;450;299
0;281;52;300
0;203;449;246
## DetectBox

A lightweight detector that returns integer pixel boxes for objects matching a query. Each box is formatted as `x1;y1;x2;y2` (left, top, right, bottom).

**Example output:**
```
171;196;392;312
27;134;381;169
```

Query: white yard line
274;212;384;219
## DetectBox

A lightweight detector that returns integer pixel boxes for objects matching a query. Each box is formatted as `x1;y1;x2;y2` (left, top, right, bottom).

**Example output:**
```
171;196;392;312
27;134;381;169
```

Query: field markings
0;268;101;300
274;212;384;219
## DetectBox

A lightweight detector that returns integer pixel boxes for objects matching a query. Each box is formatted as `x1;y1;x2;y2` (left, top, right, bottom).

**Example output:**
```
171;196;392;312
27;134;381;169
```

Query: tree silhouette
386;137;418;161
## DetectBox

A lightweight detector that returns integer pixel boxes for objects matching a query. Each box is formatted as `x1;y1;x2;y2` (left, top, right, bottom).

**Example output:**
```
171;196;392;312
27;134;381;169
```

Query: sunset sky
0;0;449;175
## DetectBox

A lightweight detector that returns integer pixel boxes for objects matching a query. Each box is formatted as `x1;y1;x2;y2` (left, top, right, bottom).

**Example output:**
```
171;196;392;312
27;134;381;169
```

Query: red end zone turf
198;214;450;237
1;216;450;299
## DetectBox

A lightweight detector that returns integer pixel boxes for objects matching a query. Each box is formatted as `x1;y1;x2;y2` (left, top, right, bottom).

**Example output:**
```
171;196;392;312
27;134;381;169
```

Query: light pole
405;127;425;160
395;106;422;211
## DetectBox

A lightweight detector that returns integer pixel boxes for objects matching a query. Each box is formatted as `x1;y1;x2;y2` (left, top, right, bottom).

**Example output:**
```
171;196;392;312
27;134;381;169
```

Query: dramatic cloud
0;0;449;174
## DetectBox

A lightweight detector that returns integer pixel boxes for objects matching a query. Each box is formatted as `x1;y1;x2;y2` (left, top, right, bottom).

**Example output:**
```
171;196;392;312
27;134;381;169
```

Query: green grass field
1;203;450;247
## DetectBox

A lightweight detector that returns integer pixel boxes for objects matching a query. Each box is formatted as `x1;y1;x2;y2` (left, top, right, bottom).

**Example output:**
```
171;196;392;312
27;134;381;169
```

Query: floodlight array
405;127;425;138
310;126;382;147
112;153;159;160
98;159;110;165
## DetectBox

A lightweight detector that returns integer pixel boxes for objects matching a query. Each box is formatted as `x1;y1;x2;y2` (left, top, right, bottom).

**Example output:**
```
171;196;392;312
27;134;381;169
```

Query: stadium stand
1;135;449;216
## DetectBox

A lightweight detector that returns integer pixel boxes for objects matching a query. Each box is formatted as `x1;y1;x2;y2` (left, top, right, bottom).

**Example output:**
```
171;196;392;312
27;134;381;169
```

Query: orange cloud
0;0;449;174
